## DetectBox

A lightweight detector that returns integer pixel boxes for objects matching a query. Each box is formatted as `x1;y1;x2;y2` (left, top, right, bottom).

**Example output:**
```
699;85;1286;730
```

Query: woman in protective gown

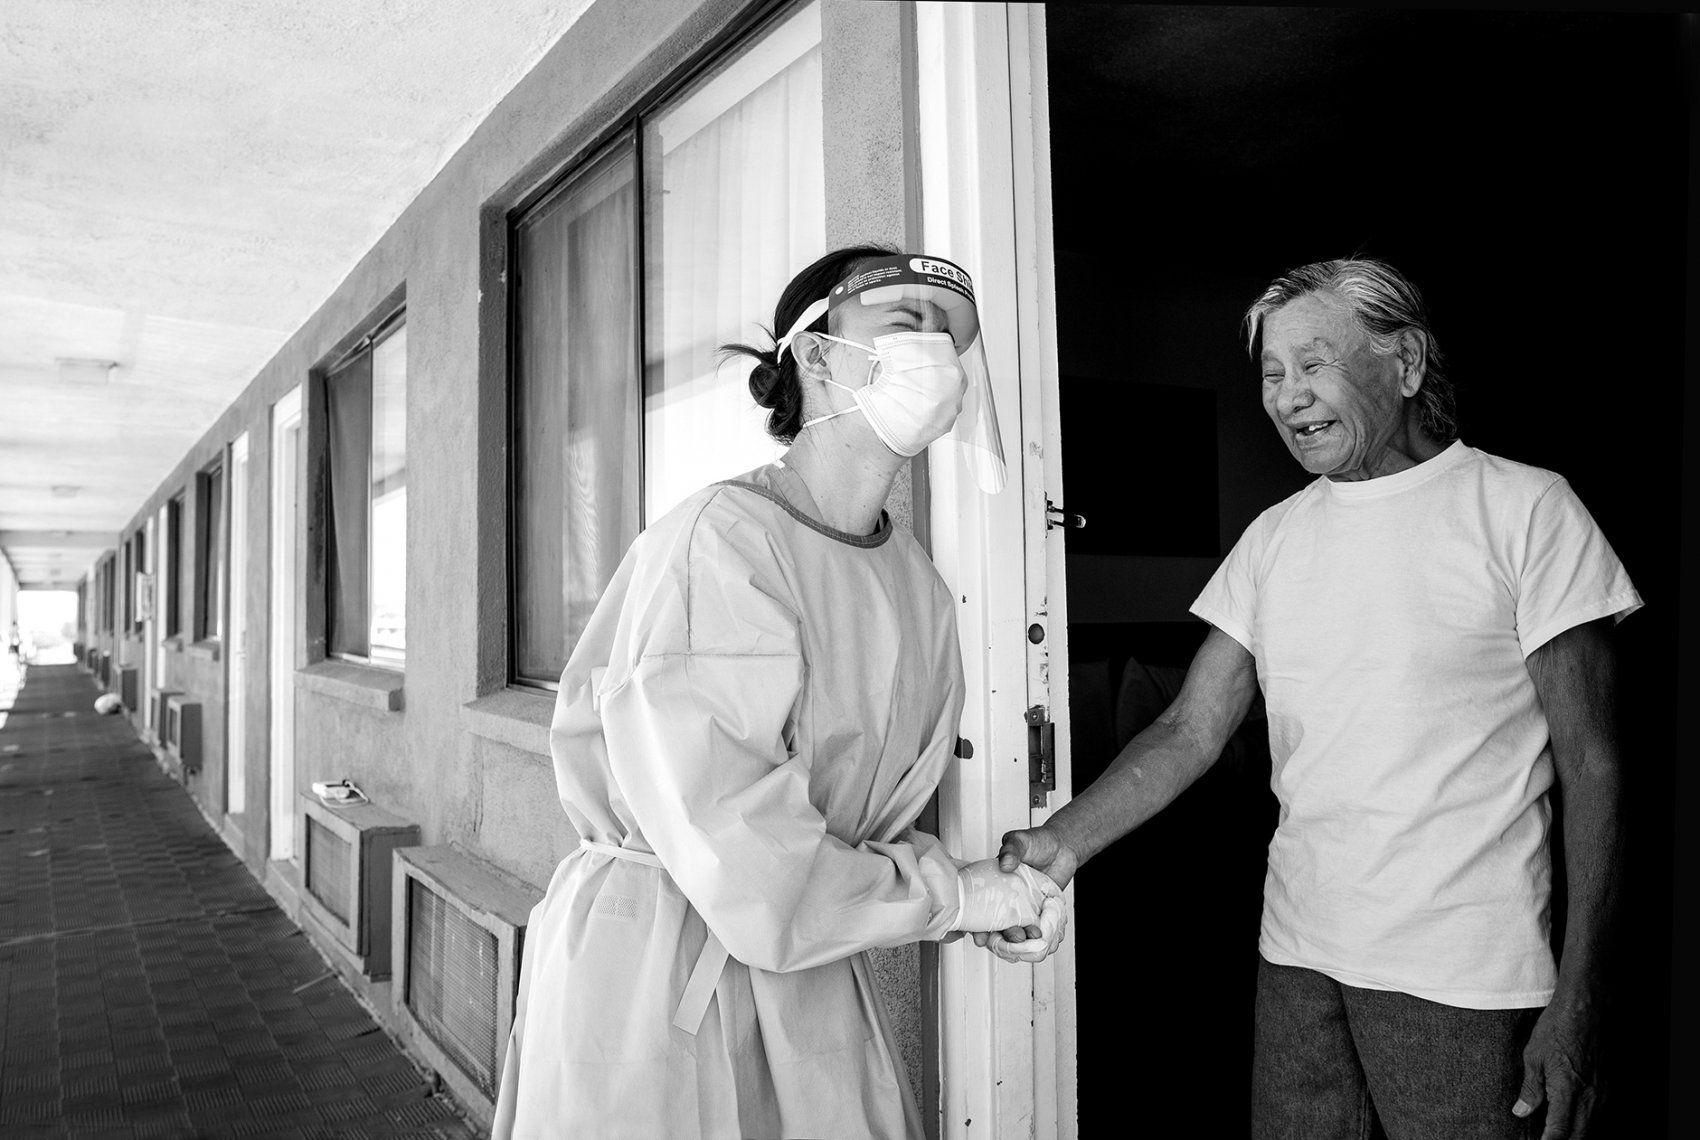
493;247;1063;1140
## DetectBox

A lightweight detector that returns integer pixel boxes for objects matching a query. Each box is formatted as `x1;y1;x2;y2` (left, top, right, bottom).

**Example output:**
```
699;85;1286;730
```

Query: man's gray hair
1243;258;1459;443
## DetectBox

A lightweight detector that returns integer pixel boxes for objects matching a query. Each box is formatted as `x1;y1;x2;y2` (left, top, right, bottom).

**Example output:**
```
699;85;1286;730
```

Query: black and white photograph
1;3;1693;1138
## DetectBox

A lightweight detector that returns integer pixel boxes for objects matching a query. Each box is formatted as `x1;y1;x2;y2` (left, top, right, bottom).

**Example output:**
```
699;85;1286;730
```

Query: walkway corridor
0;665;477;1138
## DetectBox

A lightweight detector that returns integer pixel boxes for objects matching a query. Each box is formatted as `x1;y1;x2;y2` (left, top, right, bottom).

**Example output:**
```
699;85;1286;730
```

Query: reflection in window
325;315;406;665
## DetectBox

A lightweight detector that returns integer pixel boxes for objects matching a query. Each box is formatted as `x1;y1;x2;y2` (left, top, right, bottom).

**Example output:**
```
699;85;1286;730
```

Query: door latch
1045;497;1086;531
1027;705;1055;807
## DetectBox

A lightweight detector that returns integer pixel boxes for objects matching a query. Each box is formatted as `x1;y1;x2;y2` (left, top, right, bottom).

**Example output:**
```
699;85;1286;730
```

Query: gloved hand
979;892;1068;964
953;859;1062;933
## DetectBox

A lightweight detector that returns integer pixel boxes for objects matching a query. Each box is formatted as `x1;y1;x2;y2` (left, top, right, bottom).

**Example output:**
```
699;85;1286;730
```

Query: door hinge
1026;705;1055;807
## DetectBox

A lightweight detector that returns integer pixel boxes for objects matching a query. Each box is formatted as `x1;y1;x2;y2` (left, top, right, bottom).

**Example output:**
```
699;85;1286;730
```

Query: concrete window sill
297;660;405;712
462;688;556;757
185;639;221;661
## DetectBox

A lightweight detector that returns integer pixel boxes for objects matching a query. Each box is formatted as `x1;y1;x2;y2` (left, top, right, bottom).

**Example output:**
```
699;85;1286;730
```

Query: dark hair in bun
721;244;898;443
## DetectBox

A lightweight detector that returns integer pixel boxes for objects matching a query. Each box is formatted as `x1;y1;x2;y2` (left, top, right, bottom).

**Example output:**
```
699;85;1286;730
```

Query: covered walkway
0;665;476;1138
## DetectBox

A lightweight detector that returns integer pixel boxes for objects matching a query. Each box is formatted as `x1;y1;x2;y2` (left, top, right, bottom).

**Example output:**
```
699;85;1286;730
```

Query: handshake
950;831;1070;964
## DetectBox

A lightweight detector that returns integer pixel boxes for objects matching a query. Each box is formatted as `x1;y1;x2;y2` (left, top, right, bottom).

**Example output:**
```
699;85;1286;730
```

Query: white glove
983;892;1068;964
953;859;1061;933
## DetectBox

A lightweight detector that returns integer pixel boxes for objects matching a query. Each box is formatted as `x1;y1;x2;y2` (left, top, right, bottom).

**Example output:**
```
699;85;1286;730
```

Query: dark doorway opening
1045;8;1689;1137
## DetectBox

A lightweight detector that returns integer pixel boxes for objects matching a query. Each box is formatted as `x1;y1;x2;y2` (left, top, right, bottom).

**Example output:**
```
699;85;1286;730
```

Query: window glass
197;464;225;641
132;530;146;633
369;326;407;663
325;351;372;658
507;1;823;687
324;314;405;666
511;142;642;685
123;537;134;631
165;496;183;637
641;2;825;521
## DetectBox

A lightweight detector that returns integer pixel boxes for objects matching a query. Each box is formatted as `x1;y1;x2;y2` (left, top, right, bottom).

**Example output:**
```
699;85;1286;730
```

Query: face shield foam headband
773;254;1006;494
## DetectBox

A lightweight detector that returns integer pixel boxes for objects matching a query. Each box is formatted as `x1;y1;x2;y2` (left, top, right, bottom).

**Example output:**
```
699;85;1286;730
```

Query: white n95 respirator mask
801;331;968;458
771;253;1007;494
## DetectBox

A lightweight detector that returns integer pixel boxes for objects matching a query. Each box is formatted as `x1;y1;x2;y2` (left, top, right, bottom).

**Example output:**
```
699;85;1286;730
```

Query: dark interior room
1044;7;1691;1136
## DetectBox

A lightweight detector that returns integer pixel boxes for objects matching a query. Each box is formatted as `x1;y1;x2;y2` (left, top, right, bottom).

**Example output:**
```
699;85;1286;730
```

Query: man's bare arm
1514;617;1624;1138
998;626;1260;886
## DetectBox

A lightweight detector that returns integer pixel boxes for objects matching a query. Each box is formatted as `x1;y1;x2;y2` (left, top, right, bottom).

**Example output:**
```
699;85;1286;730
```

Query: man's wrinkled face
1258;291;1417;482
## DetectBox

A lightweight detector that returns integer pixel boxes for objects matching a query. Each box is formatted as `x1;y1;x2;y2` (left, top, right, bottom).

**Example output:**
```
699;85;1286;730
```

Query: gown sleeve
592;498;964;973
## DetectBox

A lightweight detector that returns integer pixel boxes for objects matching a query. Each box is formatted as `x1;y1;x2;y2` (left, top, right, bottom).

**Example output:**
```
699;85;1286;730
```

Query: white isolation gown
493;463;967;1140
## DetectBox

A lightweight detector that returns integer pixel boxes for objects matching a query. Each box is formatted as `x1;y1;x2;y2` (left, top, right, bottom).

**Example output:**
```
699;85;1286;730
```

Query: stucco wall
108;0;935;1116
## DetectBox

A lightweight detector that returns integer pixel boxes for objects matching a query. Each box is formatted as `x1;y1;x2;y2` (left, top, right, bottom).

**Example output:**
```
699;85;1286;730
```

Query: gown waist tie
578;838;729;1036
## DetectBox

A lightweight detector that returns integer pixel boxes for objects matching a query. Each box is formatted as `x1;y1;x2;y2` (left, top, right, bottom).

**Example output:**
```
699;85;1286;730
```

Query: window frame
165;494;184;639
194;459;226;644
501;0;817;693
121;534;134;633
130;528;147;634
505;129;644;692
322;303;407;669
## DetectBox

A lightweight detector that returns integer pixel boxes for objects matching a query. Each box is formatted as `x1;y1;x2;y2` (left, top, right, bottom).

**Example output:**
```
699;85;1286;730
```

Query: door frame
916;5;1077;1138
269;388;302;862
142;514;156;737
227;431;251;815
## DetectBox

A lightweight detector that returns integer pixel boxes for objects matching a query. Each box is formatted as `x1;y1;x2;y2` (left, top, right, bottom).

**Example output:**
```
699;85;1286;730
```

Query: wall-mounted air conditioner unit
298;795;418;980
164;694;202;773
391;846;542;1125
118;666;140;712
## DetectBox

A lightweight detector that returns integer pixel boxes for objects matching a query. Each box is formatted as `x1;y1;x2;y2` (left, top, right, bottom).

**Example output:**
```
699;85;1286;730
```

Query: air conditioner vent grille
406;877;501;1095
306;815;353;924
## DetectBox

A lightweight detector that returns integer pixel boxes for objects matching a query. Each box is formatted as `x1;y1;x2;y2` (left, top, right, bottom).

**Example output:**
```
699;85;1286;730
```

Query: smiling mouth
1292;421;1336;438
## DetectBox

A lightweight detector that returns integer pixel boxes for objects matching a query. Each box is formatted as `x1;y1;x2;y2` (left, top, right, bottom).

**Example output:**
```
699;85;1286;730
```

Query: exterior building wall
98;0;936;1118
1;553;17;643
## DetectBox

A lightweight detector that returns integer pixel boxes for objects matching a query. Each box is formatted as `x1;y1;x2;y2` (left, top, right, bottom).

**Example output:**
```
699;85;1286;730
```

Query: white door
916;5;1077;1139
269;389;302;861
142;516;156;736
227;433;250;814
155;503;170;715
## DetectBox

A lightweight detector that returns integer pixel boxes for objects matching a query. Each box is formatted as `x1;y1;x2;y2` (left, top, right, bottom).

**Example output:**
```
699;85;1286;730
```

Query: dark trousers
1251;957;1542;1140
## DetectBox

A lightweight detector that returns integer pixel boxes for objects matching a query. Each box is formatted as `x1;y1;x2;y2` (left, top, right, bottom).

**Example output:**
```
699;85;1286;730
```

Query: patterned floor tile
0;667;479;1138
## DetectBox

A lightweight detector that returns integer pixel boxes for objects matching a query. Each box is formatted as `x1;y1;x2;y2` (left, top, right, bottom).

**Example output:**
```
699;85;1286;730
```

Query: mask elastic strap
800;406;860;431
800;376;864;431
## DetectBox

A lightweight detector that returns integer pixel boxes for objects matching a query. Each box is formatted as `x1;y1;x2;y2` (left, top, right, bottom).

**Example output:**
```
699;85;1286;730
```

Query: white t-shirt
1191;441;1641;1009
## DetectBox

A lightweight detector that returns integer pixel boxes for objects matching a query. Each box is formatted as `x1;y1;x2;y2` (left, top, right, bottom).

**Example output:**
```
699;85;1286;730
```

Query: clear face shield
775;254;1007;495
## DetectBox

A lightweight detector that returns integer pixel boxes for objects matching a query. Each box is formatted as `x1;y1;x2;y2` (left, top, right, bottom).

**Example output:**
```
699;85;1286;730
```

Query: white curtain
641;3;825;521
513;146;641;683
369;326;407;661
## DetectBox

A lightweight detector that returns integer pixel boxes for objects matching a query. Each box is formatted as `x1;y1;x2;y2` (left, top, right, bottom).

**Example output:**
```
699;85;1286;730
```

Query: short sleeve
1516;478;1642;657
1190;522;1263;657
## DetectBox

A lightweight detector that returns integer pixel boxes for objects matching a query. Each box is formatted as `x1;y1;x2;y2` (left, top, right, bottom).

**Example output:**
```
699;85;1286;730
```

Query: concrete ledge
297;660;405;712
461;688;554;757
184;639;221;661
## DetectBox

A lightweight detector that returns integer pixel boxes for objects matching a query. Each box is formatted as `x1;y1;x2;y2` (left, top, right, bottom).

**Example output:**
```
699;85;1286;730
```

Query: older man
998;258;1639;1138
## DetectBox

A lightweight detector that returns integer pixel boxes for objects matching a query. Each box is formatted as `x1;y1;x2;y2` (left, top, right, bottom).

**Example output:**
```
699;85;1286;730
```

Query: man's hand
967;824;1080;951
996;823;1080;888
976;893;1067;963
1512;999;1601;1139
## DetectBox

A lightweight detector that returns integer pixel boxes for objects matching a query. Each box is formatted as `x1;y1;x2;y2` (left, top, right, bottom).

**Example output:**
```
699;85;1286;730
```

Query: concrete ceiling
0;0;593;590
